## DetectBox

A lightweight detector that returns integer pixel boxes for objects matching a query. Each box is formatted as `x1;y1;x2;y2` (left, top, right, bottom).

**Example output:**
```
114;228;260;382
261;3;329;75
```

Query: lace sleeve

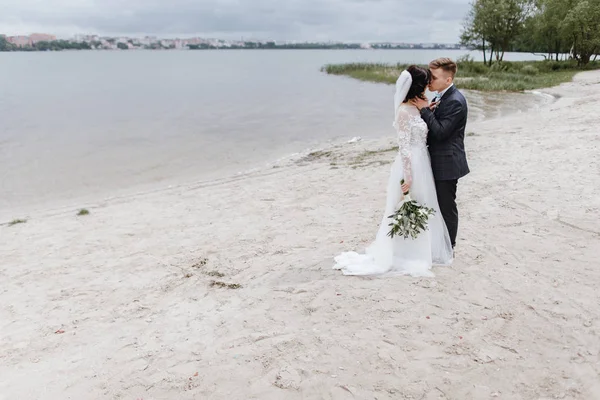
394;108;412;183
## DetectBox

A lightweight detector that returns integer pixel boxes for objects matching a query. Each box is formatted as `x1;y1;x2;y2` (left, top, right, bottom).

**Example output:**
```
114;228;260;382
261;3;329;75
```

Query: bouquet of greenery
387;179;435;240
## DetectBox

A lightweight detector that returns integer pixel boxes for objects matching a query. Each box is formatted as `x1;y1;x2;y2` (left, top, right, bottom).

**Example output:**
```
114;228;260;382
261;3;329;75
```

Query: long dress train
333;104;453;277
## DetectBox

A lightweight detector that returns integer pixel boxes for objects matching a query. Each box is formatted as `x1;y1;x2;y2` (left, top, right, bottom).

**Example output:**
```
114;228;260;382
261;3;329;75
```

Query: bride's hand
401;179;412;195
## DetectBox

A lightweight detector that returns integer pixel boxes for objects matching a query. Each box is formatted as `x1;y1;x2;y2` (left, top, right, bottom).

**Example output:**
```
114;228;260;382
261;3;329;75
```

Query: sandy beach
1;70;600;399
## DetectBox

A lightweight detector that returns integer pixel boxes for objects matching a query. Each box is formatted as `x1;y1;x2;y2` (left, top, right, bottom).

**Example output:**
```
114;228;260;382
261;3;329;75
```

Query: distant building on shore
73;34;100;43
7;35;31;47
2;32;463;52
7;33;57;47
30;33;57;43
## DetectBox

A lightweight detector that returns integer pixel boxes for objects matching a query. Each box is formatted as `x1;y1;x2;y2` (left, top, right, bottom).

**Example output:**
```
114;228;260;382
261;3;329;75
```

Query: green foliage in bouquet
387;179;435;240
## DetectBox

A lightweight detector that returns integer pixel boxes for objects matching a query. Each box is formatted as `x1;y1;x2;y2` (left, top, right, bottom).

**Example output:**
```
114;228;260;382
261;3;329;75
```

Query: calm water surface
0;49;549;216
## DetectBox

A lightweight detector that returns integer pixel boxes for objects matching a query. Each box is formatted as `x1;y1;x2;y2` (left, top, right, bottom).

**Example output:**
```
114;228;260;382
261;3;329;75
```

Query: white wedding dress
333;102;454;277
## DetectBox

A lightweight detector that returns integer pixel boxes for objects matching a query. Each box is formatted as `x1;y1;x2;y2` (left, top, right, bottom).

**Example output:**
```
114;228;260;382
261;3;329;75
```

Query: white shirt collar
437;83;454;99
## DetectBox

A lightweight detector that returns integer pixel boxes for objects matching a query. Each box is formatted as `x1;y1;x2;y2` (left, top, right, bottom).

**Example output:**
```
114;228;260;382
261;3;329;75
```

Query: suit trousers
435;179;459;248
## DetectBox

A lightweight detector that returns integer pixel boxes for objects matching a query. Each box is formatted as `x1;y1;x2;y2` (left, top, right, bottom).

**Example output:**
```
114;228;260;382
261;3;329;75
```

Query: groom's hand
410;98;429;111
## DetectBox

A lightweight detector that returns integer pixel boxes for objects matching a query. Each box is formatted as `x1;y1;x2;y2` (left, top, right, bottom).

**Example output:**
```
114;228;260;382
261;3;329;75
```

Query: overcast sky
0;0;471;42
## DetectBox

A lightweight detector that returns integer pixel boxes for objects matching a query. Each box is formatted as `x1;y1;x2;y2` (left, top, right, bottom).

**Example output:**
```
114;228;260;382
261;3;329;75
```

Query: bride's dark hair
403;65;431;103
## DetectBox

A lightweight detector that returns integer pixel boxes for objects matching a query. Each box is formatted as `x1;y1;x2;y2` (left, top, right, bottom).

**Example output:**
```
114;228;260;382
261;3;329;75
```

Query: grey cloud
0;0;472;42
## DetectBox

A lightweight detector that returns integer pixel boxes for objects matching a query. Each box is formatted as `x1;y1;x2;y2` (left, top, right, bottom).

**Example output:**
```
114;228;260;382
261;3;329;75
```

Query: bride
333;66;453;277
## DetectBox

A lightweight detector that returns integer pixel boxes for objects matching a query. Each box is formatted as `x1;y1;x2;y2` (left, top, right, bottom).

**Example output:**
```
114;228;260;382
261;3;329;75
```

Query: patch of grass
350;146;398;165
321;62;410;84
8;219;27;226
305;306;318;315
77;209;90;216
299;150;333;163
322;60;600;92
191;258;208;269
362;146;399;156
205;271;225;278
210;281;242;289
350;160;392;169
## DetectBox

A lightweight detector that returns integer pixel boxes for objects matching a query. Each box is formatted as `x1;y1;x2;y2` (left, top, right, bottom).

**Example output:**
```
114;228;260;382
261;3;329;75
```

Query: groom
411;58;469;249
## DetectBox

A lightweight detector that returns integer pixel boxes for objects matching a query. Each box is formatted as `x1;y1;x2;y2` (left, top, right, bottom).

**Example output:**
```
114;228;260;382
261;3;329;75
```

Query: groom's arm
420;100;464;142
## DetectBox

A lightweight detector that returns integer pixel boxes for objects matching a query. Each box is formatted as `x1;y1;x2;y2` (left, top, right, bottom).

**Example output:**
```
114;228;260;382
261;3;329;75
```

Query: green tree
0;35;16;51
460;5;489;64
34;41;53;51
462;0;534;65
536;0;571;60
561;0;600;64
490;0;599;64
117;42;129;50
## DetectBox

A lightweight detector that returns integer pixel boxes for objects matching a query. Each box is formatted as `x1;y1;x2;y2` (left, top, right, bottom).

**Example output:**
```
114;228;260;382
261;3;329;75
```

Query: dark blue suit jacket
420;85;470;181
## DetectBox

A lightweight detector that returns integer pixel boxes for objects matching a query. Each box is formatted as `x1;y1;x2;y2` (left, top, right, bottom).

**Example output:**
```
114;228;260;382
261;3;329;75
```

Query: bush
489;62;508;72
456;54;474;64
457;56;489;75
542;61;578;71
501;61;516;71
522;65;540;75
472;63;489;74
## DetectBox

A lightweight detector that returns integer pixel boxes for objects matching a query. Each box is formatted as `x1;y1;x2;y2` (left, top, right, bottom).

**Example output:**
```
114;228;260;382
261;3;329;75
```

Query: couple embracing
335;58;470;277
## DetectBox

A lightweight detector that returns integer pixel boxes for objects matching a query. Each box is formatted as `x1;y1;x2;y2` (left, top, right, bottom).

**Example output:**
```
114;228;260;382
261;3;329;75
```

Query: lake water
0;49;549;217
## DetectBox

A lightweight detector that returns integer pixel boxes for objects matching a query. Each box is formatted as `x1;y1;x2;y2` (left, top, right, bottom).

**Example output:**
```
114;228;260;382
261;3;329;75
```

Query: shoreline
322;60;600;92
0;47;538;53
0;88;556;225
2;71;600;398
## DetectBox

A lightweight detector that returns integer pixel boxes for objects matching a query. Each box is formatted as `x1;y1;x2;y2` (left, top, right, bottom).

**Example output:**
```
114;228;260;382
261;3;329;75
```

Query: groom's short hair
429;58;457;78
